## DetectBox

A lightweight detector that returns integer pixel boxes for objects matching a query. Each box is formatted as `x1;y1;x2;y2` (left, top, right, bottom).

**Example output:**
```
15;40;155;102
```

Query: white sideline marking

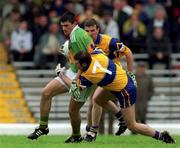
0;123;180;135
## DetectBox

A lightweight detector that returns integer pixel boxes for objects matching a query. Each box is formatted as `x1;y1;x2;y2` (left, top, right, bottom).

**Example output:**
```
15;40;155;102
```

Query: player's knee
93;97;100;105
94;97;105;107
42;87;53;99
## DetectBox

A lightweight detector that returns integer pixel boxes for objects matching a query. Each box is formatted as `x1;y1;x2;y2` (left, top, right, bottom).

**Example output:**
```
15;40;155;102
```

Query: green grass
0;135;179;148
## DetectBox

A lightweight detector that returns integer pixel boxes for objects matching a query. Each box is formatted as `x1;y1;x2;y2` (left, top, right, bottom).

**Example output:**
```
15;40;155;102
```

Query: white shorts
54;69;96;102
55;68;76;89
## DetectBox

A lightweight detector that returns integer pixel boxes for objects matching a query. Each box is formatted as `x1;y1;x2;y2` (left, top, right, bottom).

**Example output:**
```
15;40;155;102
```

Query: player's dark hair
59;11;76;24
74;51;92;71
84;18;100;29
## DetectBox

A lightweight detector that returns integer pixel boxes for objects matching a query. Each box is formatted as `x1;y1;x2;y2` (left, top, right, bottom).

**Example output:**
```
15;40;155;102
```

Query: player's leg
84;87;126;141
122;104;155;136
94;87;127;135
40;78;68;126
84;88;112;141
28;77;69;140
65;98;85;143
86;92;93;132
118;76;175;143
85;89;114;133
121;104;175;143
65;85;96;143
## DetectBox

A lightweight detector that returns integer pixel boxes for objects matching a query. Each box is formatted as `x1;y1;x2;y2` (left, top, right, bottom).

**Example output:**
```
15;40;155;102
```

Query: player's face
85;25;99;42
60;21;75;36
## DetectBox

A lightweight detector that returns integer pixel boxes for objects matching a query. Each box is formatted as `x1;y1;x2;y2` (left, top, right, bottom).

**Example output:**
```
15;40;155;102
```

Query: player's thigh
92;87;116;105
69;97;85;113
121;104;136;127
43;78;68;97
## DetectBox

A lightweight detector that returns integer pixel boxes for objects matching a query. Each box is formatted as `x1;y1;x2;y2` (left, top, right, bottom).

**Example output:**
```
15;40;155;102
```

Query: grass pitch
0;135;179;148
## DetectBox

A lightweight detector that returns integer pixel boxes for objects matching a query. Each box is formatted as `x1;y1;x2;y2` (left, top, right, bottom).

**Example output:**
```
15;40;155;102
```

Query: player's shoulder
101;34;120;46
70;26;89;42
75;27;90;39
74;26;86;34
101;34;112;40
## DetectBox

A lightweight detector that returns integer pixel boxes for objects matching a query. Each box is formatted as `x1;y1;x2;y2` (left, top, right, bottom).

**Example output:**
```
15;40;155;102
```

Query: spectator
23;1;40;26
92;0;105;16
2;0;24;19
147;27;172;69
64;0;75;14
1;8;21;48
48;9;58;19
0;1;6;17
99;10;120;39
73;0;84;15
133;0;149;25
123;11;147;53
51;0;66;17
41;0;53;16
147;5;169;35
135;62;154;123
64;0;84;15
34;17;66;69
31;14;48;48
79;7;99;28
10;19;33;61
144;0;163;19
112;0;133;40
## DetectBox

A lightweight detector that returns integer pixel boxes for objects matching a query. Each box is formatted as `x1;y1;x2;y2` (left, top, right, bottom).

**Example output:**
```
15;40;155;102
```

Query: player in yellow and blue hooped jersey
84;18;134;73
84;18;135;137
74;50;176;144
75;49;134;108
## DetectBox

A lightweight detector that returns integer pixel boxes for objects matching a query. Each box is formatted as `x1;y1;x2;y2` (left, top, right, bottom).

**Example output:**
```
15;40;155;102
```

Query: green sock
72;133;81;137
39;116;48;129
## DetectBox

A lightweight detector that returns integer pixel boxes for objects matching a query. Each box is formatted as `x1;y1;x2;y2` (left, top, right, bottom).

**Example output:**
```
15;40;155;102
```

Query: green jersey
68;25;94;72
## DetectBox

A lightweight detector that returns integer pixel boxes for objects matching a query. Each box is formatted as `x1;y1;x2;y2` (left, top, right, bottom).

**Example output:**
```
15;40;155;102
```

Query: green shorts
73;85;97;102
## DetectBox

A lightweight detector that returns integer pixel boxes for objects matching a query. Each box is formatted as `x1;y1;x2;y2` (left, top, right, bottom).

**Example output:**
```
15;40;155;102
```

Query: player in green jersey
27;11;94;141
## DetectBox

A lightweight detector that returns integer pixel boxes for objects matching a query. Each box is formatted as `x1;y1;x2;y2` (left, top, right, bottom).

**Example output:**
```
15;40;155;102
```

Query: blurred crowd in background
0;0;179;69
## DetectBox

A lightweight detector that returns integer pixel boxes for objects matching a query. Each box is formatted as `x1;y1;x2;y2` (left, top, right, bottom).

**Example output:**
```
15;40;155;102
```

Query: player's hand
55;63;66;76
69;79;81;100
127;71;137;87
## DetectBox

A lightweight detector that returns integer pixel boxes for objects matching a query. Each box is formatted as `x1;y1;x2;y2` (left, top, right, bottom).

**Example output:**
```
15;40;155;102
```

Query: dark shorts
111;76;136;108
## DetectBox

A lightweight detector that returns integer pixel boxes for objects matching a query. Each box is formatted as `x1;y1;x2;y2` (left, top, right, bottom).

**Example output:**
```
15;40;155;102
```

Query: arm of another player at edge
59;75;72;89
124;50;134;72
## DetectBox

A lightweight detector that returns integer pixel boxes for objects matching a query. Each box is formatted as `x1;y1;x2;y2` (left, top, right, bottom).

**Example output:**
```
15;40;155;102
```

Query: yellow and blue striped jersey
95;34;131;66
79;50;128;91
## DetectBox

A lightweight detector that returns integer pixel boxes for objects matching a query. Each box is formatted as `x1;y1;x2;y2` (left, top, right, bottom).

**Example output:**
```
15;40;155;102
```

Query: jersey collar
95;34;101;45
70;25;79;37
